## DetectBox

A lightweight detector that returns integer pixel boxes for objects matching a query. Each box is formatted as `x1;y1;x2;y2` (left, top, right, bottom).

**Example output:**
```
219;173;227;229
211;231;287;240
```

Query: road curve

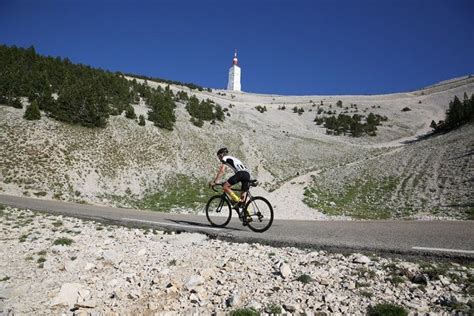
1;194;473;260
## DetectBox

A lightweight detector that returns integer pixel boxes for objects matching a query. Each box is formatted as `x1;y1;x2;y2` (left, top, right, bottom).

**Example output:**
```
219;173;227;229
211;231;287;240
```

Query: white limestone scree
227;50;241;91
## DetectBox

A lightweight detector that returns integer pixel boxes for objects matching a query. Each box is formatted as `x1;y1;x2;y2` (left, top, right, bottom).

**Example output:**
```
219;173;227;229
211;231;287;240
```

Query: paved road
1;194;473;260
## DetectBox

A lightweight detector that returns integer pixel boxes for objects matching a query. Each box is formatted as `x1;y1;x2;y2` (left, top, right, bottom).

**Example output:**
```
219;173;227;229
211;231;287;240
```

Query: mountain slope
0;76;473;219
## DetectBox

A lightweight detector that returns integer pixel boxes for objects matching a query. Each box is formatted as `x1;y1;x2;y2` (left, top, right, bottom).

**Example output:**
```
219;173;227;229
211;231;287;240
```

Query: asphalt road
1;194;473;260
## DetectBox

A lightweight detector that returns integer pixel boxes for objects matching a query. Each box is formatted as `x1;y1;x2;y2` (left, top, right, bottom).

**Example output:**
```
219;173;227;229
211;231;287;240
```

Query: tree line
314;112;387;137
0;44;177;129
431;93;474;133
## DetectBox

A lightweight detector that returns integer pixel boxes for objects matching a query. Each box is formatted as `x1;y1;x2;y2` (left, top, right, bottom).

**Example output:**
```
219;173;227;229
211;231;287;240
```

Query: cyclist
210;147;251;213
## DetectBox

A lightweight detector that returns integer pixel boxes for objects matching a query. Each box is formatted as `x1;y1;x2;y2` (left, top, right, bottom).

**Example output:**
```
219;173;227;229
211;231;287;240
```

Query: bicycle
205;180;274;233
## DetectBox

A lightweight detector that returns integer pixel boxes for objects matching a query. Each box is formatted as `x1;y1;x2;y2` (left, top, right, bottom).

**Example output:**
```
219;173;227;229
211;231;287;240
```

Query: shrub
296;274;313;283
401;107;411;112
191;117;204;127
53;237;74;246
230;308;259;316
255;105;267;113
125;105;136;119
24;100;41;120
336;100;343;107
367;303;408;316
9;97;23;109
266;303;282;314
138;114;146;126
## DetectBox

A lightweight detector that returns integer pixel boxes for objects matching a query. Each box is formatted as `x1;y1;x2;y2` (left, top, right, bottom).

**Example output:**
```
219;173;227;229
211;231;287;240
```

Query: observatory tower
227;50;241;91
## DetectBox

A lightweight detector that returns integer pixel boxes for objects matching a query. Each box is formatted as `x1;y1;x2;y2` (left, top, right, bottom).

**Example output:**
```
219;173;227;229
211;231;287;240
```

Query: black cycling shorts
227;171;251;192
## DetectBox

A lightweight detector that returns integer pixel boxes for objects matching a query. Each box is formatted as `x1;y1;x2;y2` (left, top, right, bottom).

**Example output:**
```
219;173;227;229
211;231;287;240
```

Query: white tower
227;49;241;91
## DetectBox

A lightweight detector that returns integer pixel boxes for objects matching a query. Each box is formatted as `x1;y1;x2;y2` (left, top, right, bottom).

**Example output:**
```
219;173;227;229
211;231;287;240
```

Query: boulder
280;264;292;279
51;283;84;306
352;254;371;264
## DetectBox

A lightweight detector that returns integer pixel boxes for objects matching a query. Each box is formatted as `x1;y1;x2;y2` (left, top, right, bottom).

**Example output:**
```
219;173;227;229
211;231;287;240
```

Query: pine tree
24;100;41;120
125;105;136;119
138;114;146;126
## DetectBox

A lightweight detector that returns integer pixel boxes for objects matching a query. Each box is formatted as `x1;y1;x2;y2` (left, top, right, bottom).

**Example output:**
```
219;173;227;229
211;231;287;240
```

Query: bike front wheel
244;196;274;233
205;195;232;227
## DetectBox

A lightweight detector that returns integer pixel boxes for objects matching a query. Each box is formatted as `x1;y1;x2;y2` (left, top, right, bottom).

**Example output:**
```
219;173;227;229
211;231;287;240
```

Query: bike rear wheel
244;196;274;233
205;195;232;227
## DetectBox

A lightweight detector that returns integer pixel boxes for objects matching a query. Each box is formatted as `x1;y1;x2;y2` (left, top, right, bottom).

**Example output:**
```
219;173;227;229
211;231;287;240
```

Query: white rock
283;303;300;312
280;264;292;279
102;250;121;265
137;248;147;256
353;254;371;264
84;263;94;271
438;275;450;286
227;292;241;307
51;283;84;306
185;275;205;290
324;293;335;303
449;284;460;292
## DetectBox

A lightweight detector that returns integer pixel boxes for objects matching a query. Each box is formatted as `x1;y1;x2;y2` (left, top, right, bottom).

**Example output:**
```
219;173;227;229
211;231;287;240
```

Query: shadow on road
165;219;243;232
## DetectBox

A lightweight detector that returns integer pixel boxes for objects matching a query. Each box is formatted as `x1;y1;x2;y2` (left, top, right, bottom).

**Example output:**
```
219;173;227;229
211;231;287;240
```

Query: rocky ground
1;207;473;315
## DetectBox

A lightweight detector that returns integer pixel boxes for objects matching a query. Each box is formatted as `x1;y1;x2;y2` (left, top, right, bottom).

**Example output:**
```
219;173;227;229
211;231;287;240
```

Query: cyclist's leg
224;174;241;203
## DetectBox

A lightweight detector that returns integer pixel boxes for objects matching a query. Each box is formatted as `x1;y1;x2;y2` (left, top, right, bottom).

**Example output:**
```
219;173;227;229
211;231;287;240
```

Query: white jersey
221;155;249;174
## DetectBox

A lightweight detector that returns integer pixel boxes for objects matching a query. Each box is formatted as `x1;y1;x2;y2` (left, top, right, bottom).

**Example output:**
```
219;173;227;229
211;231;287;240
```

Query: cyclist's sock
229;191;240;203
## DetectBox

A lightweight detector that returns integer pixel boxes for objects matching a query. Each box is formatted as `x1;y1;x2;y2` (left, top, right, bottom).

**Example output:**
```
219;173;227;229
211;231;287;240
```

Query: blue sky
0;0;473;95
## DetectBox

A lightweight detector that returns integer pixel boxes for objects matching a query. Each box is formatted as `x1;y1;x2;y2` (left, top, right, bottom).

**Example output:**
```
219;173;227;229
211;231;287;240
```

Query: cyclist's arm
211;164;226;185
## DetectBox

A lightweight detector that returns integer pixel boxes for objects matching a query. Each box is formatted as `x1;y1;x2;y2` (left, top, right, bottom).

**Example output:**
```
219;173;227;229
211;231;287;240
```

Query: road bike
205;180;274;233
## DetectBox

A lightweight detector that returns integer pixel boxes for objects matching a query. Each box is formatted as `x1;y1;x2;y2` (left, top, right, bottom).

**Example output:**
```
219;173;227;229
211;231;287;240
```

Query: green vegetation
303;176;398;219
23;100;41;120
367;303;408;316
0;276;10;281
138;114;146;126
0;44;177;129
53;237;74;246
136;176;209;212
431;94;474;133
230;308;259;316
185;96;224;127
124;73;206;92
266;303;282;314
168;259;177;266
255;105;267;113
359;290;373;298
296;273;313;284
314;113;387;137
419;262;449;280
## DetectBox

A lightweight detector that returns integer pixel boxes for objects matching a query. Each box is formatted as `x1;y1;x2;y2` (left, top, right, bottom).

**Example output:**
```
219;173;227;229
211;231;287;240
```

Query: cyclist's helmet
217;147;228;157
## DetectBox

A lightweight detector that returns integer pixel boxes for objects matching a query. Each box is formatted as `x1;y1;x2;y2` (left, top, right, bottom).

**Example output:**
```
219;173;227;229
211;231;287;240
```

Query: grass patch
0;276;10;282
367;303;408;316
51;220;63;227
37;257;46;263
136;175;210;212
303;176;398;219
37;250;47;256
53;237;74;246
19;234;29;242
419;262;449;280
266;303;282;314
168;259;177;266
389;275;405;284
230;308;259;316
360;290;373;298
